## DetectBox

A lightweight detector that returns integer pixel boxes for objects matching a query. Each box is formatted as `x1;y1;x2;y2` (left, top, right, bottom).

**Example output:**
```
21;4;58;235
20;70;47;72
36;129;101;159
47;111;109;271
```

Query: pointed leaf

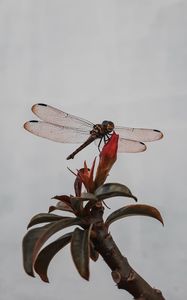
22;217;81;277
90;241;99;262
48;201;74;213
76;160;96;193
73;168;84;197
52;195;70;204
34;232;72;282
95;183;137;201
105;204;164;227
27;213;66;228
71;225;92;280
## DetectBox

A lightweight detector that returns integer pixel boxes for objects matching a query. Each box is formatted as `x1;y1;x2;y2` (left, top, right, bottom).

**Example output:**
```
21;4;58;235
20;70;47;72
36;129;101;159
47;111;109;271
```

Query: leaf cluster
23;183;163;282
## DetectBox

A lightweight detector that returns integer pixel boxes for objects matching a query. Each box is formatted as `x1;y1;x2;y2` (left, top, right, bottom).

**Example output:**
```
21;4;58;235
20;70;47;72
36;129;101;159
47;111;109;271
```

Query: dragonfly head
102;120;114;133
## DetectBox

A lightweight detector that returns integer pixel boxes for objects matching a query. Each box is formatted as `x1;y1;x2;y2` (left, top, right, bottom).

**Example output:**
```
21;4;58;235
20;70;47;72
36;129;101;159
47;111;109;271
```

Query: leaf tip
48;206;55;213
81;271;90;281
160;216;164;226
40;275;49;283
26;270;35;278
27;223;31;229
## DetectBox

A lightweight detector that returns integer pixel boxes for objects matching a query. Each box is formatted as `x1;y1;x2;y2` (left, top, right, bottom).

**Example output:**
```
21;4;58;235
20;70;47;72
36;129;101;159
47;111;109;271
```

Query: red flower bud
73;133;119;194
94;132;119;188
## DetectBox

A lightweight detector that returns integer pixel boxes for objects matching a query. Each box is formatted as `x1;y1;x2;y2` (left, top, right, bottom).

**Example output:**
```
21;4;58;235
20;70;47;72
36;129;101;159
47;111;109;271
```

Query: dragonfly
24;103;163;160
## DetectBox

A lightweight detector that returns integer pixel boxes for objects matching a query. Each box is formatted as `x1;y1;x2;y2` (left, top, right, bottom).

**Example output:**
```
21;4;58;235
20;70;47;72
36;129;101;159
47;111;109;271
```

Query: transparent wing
31;103;94;130
115;126;163;142
24;121;90;144
94;136;147;153
118;137;147;153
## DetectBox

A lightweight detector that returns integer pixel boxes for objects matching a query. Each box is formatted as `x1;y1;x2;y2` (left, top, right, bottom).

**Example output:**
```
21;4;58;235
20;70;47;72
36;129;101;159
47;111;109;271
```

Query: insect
24;103;163;160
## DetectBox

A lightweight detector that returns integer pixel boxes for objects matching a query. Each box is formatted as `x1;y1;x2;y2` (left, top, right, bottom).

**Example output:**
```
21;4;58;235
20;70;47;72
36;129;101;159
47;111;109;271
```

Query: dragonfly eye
102;121;114;132
107;121;114;132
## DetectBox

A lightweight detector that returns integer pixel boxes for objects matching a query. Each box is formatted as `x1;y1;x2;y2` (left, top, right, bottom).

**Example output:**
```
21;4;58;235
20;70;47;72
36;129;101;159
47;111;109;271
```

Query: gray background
1;0;187;299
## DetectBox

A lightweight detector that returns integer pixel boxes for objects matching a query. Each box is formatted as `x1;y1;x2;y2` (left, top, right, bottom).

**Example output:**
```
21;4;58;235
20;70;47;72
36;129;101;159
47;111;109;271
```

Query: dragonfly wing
31;103;94;130
118;138;147;153
24;121;90;143
115;126;163;142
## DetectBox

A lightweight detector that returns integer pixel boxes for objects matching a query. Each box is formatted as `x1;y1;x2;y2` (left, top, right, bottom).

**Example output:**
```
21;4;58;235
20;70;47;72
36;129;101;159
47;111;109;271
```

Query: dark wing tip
140;142;147;151
153;129;164;139
32;103;47;113
37;103;47;106
23;120;38;130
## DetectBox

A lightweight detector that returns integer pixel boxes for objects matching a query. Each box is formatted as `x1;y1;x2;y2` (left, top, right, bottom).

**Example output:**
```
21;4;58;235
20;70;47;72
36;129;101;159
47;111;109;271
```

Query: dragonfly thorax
91;121;114;137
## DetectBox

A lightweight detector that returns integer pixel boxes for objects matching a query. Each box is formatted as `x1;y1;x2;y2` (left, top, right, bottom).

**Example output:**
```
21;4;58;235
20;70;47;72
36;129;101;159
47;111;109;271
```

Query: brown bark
92;224;165;300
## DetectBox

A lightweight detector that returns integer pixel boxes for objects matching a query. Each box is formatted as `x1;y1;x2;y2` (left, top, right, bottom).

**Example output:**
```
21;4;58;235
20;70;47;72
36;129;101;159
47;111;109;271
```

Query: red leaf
77;159;96;193
52;195;70;203
105;204;164;227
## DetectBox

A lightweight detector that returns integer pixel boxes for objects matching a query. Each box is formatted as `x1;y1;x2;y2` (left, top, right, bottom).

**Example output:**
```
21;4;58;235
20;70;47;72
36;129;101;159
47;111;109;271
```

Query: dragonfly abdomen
66;134;97;160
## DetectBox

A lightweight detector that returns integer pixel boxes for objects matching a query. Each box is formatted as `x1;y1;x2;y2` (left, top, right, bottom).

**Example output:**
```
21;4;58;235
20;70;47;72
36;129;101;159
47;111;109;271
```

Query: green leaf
34;232;72;283
72;193;97;201
22;217;81;277
27;213;67;229
81;193;97;201
70;197;83;215
71;225;92;280
105;204;164;227
95;183;137;201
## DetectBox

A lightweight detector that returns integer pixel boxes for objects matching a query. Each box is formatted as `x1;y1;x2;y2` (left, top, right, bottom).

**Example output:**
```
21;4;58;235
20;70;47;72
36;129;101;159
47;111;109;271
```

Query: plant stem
92;225;165;300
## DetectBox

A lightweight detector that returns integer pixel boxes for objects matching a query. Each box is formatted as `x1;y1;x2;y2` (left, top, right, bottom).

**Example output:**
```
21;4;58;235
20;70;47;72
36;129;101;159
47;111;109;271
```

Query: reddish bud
72;133;119;194
95;132;119;188
76;158;96;193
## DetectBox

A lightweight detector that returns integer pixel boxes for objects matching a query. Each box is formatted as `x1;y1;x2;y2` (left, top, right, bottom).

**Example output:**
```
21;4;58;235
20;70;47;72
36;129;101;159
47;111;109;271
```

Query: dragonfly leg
107;132;113;138
105;133;112;142
103;134;111;144
98;137;103;152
